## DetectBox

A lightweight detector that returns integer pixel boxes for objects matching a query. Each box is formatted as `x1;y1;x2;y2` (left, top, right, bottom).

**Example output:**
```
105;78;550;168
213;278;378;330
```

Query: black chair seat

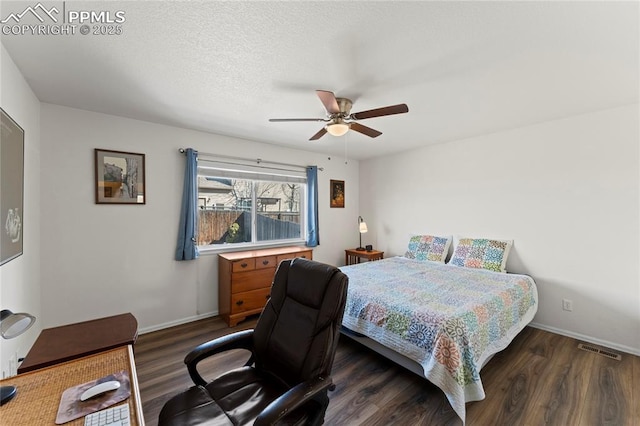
160;385;232;425
160;366;306;425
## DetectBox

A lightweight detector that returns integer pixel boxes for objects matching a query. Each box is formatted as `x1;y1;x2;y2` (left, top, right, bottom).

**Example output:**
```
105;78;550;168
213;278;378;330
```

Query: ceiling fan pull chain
344;133;349;165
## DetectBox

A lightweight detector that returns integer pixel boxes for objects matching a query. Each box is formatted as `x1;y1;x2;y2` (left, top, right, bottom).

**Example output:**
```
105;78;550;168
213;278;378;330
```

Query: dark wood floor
134;316;640;425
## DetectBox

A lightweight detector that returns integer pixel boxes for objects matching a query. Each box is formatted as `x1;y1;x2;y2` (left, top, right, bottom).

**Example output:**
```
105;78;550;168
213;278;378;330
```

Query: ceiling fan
269;90;409;141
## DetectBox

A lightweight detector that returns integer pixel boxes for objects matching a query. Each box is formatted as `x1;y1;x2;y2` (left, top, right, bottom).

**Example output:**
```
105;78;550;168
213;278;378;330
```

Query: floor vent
577;343;622;361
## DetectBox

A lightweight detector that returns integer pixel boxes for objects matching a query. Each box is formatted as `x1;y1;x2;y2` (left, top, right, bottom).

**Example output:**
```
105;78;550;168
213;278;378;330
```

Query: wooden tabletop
18;313;138;374
345;249;384;265
0;346;145;425
218;245;311;261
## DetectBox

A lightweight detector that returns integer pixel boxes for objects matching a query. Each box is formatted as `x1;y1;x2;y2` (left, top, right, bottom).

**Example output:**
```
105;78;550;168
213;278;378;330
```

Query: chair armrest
254;376;334;426
185;329;254;386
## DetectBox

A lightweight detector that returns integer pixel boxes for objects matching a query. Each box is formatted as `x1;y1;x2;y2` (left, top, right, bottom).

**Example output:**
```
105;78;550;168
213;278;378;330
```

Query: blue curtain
306;166;319;247
175;148;199;260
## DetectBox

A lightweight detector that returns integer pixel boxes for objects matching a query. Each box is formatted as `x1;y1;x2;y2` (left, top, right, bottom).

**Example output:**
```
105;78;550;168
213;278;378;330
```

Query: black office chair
159;258;349;426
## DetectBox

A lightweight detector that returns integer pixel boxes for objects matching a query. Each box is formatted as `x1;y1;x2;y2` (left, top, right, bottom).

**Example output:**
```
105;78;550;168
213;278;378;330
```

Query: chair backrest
252;258;348;388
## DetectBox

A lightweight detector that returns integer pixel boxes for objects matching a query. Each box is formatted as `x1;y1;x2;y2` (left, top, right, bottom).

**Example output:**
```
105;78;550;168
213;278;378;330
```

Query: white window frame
196;157;308;254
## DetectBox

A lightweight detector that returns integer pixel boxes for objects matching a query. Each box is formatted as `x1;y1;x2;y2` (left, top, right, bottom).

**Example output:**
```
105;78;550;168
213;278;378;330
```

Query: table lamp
0;309;36;405
357;216;368;251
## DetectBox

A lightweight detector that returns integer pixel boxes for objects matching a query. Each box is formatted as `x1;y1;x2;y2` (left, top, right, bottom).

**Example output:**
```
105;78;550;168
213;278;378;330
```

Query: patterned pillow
404;235;452;263
448;237;513;273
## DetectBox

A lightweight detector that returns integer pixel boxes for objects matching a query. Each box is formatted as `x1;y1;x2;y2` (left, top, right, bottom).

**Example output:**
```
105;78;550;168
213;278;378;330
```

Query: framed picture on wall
95;149;146;204
1;108;25;265
330;179;345;208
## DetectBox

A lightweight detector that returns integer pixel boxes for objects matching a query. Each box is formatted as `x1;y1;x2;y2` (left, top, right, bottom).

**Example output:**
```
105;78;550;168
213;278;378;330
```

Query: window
196;158;306;249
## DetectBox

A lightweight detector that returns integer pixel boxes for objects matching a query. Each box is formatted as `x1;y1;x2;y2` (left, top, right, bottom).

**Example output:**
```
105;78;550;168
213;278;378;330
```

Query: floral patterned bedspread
340;257;538;424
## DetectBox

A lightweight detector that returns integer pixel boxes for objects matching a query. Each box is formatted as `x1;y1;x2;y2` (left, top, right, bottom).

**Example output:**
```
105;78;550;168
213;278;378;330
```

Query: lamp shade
0;309;36;405
0;309;36;339
359;221;368;233
326;121;350;137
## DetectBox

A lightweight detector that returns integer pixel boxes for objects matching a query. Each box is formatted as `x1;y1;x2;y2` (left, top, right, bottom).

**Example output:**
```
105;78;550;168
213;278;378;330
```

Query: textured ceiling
1;1;638;160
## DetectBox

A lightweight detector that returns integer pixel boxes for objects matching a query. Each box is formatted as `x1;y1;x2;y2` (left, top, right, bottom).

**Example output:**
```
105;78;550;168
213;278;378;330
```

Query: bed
339;256;538;424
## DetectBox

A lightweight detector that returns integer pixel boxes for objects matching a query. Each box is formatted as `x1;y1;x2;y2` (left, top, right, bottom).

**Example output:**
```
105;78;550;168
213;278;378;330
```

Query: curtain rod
178;148;323;171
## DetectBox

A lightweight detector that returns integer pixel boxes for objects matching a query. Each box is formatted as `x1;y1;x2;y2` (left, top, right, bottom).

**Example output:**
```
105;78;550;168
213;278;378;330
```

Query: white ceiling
1;1;638;160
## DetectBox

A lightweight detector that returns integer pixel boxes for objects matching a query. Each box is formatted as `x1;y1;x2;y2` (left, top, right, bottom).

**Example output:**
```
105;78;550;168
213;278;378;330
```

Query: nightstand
345;248;384;265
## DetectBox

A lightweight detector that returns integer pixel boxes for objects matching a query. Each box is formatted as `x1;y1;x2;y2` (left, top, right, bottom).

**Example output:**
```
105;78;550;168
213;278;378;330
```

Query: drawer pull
265;294;270;299
300;255;307;258
236;300;244;306
240;263;248;268
262;260;270;265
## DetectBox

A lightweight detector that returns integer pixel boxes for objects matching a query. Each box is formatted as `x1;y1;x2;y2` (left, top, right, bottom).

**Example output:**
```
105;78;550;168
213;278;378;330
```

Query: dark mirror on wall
1;108;24;266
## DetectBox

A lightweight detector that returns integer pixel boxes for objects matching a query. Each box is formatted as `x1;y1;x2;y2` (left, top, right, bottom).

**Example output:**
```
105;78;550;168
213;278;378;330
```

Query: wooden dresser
218;246;312;326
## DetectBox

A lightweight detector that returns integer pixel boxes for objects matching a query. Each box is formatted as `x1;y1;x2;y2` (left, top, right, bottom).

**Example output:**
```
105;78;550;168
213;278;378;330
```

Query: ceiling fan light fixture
325;122;350;137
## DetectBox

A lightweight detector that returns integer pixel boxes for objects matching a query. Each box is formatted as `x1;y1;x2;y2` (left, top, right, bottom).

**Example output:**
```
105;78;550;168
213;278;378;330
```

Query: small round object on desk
0;385;17;406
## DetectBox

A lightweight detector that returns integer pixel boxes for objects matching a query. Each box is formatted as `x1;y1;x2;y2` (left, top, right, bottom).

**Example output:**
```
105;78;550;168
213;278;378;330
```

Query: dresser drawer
256;256;277;269
232;268;275;293
232;258;256;273
231;288;271;314
277;250;312;264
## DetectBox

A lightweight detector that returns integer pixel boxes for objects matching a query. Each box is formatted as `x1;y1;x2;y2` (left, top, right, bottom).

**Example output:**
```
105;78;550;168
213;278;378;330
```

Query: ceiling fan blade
309;127;327;141
269;118;325;122
350;103;409;120
350;122;382;138
316;90;340;114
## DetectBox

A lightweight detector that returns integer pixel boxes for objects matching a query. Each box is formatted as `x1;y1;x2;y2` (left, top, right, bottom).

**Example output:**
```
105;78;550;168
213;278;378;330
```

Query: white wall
360;104;640;355
0;45;42;376
39;104;359;332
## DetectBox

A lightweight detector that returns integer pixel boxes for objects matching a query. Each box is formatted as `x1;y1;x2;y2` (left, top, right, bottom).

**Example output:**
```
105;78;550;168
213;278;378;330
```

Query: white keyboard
84;403;130;426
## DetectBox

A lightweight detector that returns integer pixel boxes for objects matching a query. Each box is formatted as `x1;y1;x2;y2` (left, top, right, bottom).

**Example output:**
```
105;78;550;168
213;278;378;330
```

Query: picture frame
330;179;345;208
1;108;25;265
95;149;146;204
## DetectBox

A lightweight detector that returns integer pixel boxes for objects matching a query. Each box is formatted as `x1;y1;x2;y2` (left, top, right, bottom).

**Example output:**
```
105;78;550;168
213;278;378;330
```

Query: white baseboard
138;311;219;335
529;322;640;357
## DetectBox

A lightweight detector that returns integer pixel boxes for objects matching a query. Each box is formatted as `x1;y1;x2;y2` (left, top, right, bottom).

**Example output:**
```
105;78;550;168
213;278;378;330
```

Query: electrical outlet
562;299;573;312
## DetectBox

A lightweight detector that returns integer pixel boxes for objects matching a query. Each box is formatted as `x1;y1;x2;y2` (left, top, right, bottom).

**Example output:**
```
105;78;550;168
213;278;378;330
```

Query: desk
19;313;138;374
345;248;384;265
0;346;145;425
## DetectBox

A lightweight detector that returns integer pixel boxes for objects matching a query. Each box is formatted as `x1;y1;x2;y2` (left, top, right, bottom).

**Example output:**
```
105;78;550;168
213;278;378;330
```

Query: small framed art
95;149;145;204
330;179;345;208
